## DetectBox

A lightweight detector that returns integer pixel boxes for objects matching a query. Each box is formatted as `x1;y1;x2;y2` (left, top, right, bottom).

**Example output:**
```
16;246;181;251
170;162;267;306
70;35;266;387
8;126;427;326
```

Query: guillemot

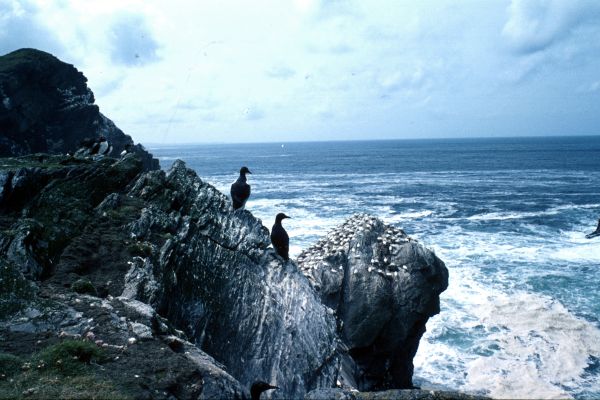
230;166;252;210
271;213;291;260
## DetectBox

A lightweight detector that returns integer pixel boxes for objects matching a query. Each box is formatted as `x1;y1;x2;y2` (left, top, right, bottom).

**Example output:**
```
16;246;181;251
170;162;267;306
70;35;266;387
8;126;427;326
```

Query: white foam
416;263;600;399
467;292;600;399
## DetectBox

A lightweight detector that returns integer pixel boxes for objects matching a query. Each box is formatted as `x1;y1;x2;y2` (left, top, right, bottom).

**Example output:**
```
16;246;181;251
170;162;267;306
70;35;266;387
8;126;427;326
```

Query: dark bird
586;218;600;239
89;135;112;157
250;381;278;400
230;166;252;210
271;213;291;260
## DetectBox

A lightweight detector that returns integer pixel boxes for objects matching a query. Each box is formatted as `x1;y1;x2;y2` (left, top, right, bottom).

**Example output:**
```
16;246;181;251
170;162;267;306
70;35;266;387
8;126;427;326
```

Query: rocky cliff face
0;49;158;171
298;215;448;391
0;49;455;399
0;154;449;399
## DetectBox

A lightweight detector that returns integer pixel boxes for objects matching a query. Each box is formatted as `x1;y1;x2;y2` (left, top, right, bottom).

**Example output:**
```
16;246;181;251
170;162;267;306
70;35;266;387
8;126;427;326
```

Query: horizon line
143;133;600;147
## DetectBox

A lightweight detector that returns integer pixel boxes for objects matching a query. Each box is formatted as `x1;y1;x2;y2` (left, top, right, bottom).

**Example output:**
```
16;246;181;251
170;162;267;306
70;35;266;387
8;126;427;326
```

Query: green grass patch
0;341;129;399
127;242;153;257
0;372;129;400
0;353;23;378
35;340;106;376
71;279;97;296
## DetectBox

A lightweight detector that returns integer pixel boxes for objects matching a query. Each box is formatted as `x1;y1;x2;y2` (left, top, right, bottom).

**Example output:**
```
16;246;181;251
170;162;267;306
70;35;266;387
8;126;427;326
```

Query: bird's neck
238;173;247;182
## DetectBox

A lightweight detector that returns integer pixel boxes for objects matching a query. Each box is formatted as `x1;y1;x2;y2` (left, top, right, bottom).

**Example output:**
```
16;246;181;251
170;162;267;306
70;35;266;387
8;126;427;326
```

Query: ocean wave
415;269;600;399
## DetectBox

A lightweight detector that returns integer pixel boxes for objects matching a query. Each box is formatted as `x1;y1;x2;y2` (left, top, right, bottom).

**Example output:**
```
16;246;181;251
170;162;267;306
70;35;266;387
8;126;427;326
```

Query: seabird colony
228;167;411;267
296;213;415;285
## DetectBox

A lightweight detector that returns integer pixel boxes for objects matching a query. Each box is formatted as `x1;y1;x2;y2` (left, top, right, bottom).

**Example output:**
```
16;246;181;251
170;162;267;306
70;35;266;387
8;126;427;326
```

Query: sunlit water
149;137;600;399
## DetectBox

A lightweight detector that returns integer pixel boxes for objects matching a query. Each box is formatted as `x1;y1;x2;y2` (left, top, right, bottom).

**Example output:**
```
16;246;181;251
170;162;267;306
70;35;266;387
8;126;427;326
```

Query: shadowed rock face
0;154;449;399
0;48;158;170
298;215;449;390
122;160;341;398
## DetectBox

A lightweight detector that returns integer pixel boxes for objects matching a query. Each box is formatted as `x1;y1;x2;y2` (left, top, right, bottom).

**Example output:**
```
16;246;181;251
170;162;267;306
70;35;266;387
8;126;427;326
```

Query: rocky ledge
0;152;462;399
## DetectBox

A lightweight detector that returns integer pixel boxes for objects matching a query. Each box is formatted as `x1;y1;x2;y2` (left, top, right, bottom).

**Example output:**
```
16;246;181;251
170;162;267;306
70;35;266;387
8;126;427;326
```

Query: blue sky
1;0;600;144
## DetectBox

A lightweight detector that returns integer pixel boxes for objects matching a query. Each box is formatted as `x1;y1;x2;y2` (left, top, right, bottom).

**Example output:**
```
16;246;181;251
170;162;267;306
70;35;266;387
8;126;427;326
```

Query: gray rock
298;214;449;390
0;152;451;399
125;160;340;399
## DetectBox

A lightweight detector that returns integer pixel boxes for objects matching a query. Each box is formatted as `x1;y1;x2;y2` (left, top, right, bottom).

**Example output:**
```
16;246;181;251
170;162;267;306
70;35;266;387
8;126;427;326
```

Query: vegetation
71;279;97;296
0;261;35;319
0;341;129;399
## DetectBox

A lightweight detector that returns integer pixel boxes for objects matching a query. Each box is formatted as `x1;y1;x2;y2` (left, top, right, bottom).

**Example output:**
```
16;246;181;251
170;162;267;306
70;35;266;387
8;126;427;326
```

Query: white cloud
108;12;161;66
266;65;296;79
1;0;600;143
503;0;600;54
0;0;65;57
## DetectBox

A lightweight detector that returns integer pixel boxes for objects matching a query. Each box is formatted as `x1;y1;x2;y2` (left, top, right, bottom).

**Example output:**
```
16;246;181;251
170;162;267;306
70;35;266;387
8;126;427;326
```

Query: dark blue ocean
149;136;600;399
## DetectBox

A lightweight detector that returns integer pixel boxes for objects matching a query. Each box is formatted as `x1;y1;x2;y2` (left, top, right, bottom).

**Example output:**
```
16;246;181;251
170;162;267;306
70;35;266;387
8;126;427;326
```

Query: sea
149;136;600;399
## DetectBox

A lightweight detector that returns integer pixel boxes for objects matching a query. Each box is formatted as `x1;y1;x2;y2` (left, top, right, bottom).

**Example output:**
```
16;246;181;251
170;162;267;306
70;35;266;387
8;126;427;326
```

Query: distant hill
0;48;158;170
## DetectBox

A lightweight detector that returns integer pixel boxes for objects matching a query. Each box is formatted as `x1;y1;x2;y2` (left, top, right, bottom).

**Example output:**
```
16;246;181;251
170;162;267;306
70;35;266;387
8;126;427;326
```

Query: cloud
0;0;65;57
294;0;356;21
376;65;430;98
243;106;265;121
578;80;600;93
108;12;160;66
266;65;296;79
502;0;600;54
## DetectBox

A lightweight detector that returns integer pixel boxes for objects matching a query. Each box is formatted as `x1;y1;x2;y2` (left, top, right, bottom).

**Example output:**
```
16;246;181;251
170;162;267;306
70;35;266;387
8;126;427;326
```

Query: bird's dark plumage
271;213;291;260
231;166;252;210
90;141;101;155
586;218;600;239
250;381;278;400
89;135;112;156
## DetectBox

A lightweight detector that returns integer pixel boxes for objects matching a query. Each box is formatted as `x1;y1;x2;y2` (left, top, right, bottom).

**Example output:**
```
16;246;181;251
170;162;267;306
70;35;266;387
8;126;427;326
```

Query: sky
1;0;600;144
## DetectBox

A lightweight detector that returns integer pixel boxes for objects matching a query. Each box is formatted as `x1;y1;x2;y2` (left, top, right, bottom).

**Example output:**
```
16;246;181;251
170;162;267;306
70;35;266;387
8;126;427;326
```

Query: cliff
0;153;453;399
0;49;158;171
0;49;466;399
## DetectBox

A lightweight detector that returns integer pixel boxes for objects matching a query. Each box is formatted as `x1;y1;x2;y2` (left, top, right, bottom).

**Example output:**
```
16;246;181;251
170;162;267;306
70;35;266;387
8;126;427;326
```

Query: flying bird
271;213;291;260
230;166;252;210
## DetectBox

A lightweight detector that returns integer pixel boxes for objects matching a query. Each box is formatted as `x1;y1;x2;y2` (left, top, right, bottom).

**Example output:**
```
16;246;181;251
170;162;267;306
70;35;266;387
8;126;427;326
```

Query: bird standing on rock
271;213;291;260
250;381;278;400
90;135;112;156
231;166;252;210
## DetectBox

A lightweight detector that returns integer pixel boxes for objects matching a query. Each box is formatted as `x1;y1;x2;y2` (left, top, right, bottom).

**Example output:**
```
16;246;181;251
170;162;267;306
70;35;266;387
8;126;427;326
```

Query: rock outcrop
0;154;449;399
0;48;158;170
0;48;454;399
298;215;448;390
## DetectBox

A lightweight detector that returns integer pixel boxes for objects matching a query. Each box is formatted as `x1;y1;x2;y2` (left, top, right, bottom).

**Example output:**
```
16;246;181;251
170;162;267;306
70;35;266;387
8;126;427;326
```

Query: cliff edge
0;49;466;399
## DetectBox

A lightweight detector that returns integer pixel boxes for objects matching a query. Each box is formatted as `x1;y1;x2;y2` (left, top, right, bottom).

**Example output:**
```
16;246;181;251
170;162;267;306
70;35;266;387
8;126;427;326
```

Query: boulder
298;215;448;390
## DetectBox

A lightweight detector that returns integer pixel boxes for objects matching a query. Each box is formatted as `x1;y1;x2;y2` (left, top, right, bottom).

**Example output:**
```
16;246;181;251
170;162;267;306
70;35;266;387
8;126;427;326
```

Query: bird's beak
248;170;252;174
269;385;279;390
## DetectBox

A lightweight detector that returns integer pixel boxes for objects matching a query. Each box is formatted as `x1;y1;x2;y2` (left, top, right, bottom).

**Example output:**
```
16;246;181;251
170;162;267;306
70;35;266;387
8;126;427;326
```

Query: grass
71;279;97;296
0;261;35;319
35;340;107;376
0;341;130;399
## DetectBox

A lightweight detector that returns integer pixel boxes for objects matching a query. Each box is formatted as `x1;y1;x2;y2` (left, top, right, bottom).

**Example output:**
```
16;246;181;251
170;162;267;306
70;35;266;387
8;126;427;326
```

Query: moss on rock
71;279;97;296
